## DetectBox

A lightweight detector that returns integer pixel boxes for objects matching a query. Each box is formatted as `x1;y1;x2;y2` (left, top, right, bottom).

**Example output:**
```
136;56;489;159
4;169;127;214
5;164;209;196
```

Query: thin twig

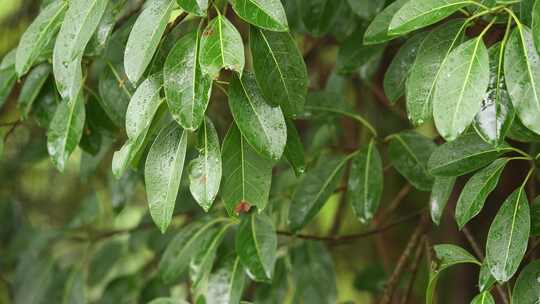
401;236;426;304
277;209;425;245
378;184;413;222
3;120;21;141
379;214;430;304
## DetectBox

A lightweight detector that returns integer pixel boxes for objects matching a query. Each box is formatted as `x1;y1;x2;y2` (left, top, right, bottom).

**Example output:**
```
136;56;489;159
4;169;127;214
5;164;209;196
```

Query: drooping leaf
512;260;540;304
250;27;308;117
144;122;188;233
15;0;67;76
284;119;305;177
164;30;212;130
430;176;456;225
478;260;497;292
387;131;436;191
474;43;515;146
236;212;277;282
389;0;470;35
221;124;272;215
486;187;530;282
98;62;135;127
470;292;495;304
231;0;288;31
53;0;108;98
85;0;127;56
47;93;86;172
363;0;409;45
433;37;490;141
299;0;342;37
177;0;209;16
455;158;509;229
125;74;163;140
17;63;51;119
159;219;227;283
288;154;347;232
228;72;287;161
505;27;540;135
384;32;427;103
291;241;337;304
190;224;231;290
347;0;385;20
337;27;386;74
508;114;540;142
124;0;176;84
189;117;222;212
428;133;511;177
206;256;246;304
406;19;465;125
426;244;479;304
347;139;383;223
199;15;245;78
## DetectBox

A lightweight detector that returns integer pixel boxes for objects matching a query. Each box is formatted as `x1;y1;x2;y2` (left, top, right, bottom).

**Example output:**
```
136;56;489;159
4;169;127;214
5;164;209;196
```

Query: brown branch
379;214;430;304
400;236;426;304
378;184;413;223
277;209;425;245
3;120;21;141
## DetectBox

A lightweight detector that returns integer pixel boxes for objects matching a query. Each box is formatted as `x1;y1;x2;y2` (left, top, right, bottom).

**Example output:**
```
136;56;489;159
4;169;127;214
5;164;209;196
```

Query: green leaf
231;0;288;31
199;15;245;78
508;115;540;142
283;119;305;177
531;196;540;236
389;0;471;36
384;32;427;103
0;67;17;108
299;0;342;37
337;28;385;74
98;62;135;127
63;267;85;304
474;43;515;146
288;154;347;232
236;213;277;282
221;124;272;215
207;256;246;304
387;131;436;191
228;72;287;161
291;241;337;304
512;260;540;304
433;37;490;141
177;0;209;16
15;0;67;76
486;187;530;282
347;139;383;223
125;74;163;140
470;292;495;304
455;158;509;229
159;219;227;283
253;258;288;303
406;19;465;125
124;0;175;84
53;0;108;98
533;0;540;56
428;133;510;177
0;49;15;70
189;117;222;212
504;26;540;135
47;93;86;172
250;27;308;117
426;244;479;304
85;0;127;57
145;122;188;233
430;176;456;225
148;298;187;304
347;0;385;20
363;0;409;45
164;30;212;131
17;63;51;119
190;224;231;290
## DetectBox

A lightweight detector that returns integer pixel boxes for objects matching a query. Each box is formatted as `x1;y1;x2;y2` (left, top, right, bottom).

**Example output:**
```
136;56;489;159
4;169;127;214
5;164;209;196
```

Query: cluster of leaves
3;0;540;302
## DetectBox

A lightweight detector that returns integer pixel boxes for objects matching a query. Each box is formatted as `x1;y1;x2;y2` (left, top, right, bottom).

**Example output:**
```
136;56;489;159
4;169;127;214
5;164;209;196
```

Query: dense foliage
3;0;540;303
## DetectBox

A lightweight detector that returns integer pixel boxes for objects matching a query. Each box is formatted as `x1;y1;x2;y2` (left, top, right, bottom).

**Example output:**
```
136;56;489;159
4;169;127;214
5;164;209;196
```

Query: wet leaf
430;176;456;226
337;28;385;74
164;30;212;131
17;64;51;119
470;292;495;304
207;256;246;304
236;213;277;282
177;0;209;16
0;67;17;108
145;122;188;233
231;0;288;31
486;187;530;282
363;0;409;45
125;74;163;140
533;0;540;56
283;119;305;177
98;62;134;127
228;72;287;161
299;0;342;37
512;260;540;304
